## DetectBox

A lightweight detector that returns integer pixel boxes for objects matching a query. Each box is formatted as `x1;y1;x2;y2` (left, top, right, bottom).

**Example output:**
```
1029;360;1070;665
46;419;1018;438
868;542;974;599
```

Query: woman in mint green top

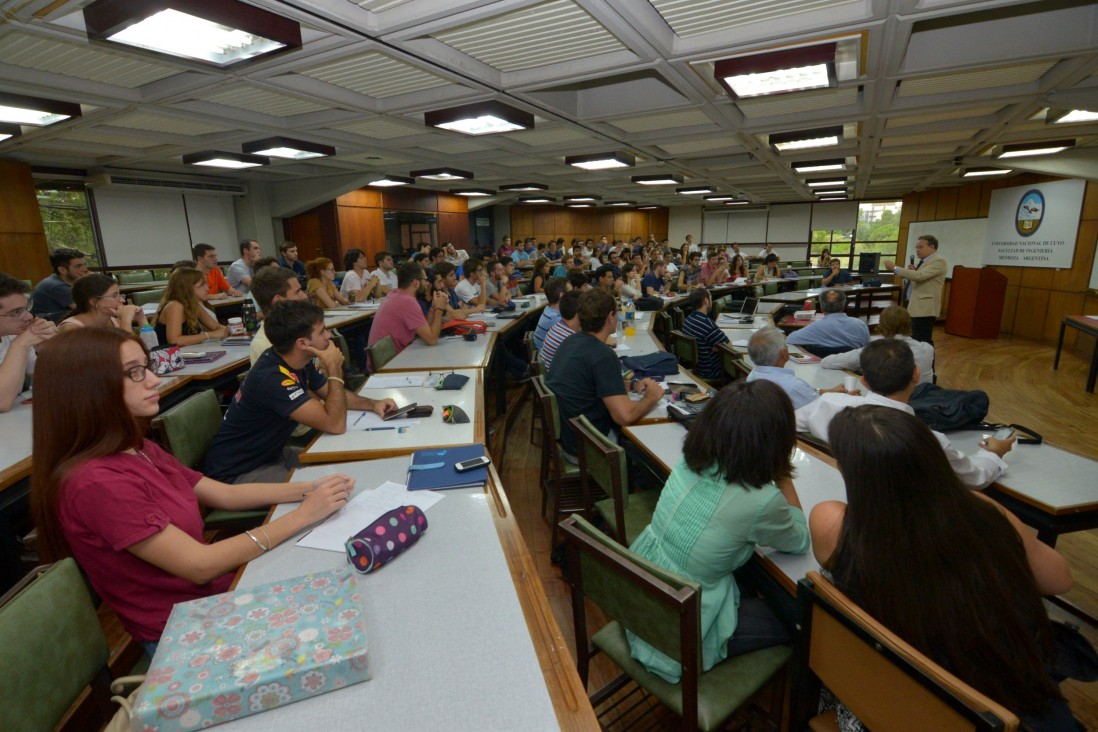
627;380;810;683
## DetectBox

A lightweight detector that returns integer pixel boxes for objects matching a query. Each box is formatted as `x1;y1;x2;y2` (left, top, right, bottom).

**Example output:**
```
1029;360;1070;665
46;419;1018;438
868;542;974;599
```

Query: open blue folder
406;443;488;491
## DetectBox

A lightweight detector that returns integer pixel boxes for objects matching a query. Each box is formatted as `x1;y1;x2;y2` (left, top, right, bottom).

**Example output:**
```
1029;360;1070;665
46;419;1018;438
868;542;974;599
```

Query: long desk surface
228;456;596;731
172;343;253;380
379;332;496;372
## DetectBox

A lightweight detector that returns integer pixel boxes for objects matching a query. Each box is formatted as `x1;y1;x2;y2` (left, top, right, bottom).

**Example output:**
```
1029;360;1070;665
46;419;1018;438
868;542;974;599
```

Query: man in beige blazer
885;234;947;345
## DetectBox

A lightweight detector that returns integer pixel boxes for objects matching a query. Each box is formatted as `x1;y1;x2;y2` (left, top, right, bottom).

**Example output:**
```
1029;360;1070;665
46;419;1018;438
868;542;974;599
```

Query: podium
945;266;1007;338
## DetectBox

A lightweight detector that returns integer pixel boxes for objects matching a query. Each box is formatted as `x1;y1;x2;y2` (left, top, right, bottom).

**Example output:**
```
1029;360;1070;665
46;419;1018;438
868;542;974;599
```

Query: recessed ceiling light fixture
182;150;268;169
1048;109;1098;124
0;92;81;126
242;136;334;160
961;167;1012;177
704;194;737;201
632;173;684;185
499;183;548;192
565;202;595;208
997;140;1074;158
410;167;472;181
676;186;714;195
450;188;494;197
564;195;601;202
0;123;23;142
714;43;836;98
368;174;415;187
813;188;846;196
770;125;842;152
83;0;301;67
605;200;636;206
424;100;534;136
817;196;847;201
518;196;555;203
565;151;634;170
806;178;846;187
636;205;660;210
792;158;846;174
724;200;750;206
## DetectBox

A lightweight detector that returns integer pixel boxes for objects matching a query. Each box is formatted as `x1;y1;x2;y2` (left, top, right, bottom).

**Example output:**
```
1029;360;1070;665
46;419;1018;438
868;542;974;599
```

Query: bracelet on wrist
244;529;269;553
328;376;345;385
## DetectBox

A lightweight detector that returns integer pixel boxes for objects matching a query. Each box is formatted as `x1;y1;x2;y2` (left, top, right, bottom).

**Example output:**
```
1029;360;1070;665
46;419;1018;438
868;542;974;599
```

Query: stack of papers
296;481;443;552
364;374;427;388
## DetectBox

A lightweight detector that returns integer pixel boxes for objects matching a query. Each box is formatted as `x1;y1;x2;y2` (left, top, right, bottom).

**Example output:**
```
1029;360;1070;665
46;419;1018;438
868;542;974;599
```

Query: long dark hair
683;380;795;487
68;273;117;316
30;328;149;562
827;406;1060;715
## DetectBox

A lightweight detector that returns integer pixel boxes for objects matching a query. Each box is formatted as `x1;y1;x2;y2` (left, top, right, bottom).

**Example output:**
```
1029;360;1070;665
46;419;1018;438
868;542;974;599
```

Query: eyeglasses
124;358;158;383
96;292;123;301
0;300;33;319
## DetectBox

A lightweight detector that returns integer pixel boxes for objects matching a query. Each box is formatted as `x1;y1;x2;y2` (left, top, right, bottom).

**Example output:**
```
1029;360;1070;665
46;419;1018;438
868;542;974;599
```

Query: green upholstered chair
653;311;672;346
570;415;657;546
329;328;366;391
531;375;582;547
129;289;164;307
524;331;542;446
150;389;266;531
560;516;791;732
668;306;684;331
668;329;698;370
114;270;153;285
715;342;748;383
0;559;114;731
366;334;396;373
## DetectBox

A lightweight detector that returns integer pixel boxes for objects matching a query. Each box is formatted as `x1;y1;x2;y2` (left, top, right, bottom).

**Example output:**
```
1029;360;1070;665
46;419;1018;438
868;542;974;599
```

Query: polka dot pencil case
345;505;428;574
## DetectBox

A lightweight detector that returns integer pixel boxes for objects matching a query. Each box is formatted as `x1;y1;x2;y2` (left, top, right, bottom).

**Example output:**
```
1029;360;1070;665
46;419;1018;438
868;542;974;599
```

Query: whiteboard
703;209;769;243
184;194;238;250
906;219;988;276
766;203;812;242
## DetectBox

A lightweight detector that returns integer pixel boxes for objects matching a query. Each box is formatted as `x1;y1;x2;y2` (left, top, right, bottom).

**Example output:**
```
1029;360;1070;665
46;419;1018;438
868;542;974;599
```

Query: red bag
441;319;488;337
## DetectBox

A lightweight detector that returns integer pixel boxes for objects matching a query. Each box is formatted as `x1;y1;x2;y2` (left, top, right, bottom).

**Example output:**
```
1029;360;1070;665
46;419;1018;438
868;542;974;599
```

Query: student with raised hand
628;380;810;683
153;267;228;346
0;273;56;411
57;273;147;332
29;327;354;655
810;405;1075;732
306;257;350;309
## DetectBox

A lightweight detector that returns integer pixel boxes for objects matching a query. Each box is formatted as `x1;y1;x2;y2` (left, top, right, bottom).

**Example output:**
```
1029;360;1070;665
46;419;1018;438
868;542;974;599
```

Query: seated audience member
58;274;147;333
528;258;551;295
306;257;350;309
339;248;382;303
443;242;469;267
32;247;88;322
545;240;563;261
533;277;569;350
485;260;513;307
253;256;279;271
228;239;261;295
641;261;668;296
820;305;935;384
759;242;775;259
787;288;869;357
821;258;853;286
810;406;1075;731
248;266;309;364
729;254;750;280
367;262;448;356
371;252;398;294
698;253;728;286
497;236;515;258
546;289;663;458
206;301;395;483
747;327;847;409
628;380;810;682
818;248;832;267
620;263;642;299
278;240;308;287
675;251;703;291
30;327;354;653
605;251;623;278
452;257;488;307
755;253;782;280
796;339;1011;488
540;290;582;371
552;254;575;279
433;262;485;320
193;243;240;298
153;268;227;346
0;273;56;410
566;269;590;292
595;265;620;294
680;288;729;381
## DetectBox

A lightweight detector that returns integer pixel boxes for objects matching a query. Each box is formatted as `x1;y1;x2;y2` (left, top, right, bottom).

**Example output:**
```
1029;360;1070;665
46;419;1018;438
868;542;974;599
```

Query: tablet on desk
382;402;418;421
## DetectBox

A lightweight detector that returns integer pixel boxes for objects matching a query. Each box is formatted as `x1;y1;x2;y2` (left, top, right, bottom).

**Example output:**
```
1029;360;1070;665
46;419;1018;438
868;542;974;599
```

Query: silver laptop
723;296;758;324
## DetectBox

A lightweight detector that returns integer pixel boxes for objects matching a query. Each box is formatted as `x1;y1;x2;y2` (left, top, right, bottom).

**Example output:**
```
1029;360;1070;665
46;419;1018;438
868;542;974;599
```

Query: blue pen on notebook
352;411;367;427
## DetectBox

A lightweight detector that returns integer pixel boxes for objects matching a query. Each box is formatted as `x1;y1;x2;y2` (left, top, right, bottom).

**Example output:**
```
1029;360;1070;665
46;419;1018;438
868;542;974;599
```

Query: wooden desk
379;332;495;372
0;402;32;494
761;284;900;317
1054;315;1098;393
300;370;484;464
172;344;251;380
228;456;597;731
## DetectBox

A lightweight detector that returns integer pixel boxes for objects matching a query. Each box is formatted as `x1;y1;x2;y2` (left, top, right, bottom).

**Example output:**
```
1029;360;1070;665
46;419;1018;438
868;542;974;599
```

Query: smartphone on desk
455;456;491;472
991;427;1016;441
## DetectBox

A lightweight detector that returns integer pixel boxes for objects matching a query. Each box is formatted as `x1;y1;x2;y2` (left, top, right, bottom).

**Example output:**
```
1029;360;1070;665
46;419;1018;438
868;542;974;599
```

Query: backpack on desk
909;382;989;431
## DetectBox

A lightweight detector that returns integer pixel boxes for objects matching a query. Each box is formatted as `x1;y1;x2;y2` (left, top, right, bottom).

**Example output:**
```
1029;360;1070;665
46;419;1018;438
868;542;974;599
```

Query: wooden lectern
945;266;1007;338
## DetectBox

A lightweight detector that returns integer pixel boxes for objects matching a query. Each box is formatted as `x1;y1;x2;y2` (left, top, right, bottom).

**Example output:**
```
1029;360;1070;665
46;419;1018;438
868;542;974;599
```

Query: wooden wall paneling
934;187;959;220
336;189;383;208
510;206;533;238
0;232;50;282
1019;265;1054;290
647;209;670;239
0;161;51;282
436;193;468;214
917;189;939;218
382;189;437;212
978;182;996;217
1081;181;1098;220
1045;291;1086;345
336;206;385;262
316;201;341;264
437;211;469;248
284;210;322;260
1012;287;1050;339
1000;284;1019;333
595;210;615;237
955;185;983;218
991;265;1024;287
1053;218;1097;292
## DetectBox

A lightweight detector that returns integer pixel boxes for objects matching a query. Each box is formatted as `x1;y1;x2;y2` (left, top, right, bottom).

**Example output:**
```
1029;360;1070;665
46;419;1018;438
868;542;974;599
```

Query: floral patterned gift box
131;566;368;731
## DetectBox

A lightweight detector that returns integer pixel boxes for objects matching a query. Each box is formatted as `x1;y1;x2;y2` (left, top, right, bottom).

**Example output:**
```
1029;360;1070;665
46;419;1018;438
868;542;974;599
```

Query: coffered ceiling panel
607;108;716;133
897;60;1056;97
299;51;450;98
108;112;235;136
0;30;179;87
737;87;860;119
198;86;331;117
649;0;849;38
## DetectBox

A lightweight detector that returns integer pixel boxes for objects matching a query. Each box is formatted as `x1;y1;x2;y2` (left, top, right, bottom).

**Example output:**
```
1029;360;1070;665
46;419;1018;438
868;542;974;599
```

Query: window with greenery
808;201;902;270
810;229;852;262
35;182;100;268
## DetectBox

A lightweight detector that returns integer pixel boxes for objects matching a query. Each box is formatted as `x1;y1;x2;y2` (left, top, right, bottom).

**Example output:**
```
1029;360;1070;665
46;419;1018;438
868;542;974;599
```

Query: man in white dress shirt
371;252;398;295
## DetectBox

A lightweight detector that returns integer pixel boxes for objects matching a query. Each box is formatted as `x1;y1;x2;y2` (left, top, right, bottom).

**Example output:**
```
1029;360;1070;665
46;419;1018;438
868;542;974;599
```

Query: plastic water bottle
139;323;159;350
623;298;636;323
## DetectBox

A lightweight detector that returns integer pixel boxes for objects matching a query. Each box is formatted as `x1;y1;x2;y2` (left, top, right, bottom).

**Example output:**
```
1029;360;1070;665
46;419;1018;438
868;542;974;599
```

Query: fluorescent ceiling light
817;196;847;201
84;1;301;67
368;174;415;187
242;136;334;160
997;140;1073;158
1050;109;1098;124
499;183;547;192
724;200;750;206
564;195;601;202
806;178;846;187
813;188;846;196
770;125;842;152
0;123;22;142
518;196;555;203
792;159;846;173
605;201;635;206
424;100;534;136
0;92;80;126
565;151;634;170
636;205;659;210
410;167;472;181
962;167;1012;177
676;186;713;195
182;150;268;169
566;203;594;208
714;43;836;98
632;173;684;185
704;194;737;201
450;188;494;197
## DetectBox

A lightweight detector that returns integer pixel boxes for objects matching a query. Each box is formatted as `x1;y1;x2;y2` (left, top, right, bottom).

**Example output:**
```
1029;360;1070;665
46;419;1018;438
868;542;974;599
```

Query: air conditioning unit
87;173;247;196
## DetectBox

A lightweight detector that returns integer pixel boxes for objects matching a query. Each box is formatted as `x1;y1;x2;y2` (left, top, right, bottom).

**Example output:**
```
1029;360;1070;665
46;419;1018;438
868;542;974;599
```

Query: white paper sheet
614;343;631;352
363;374;427;388
296;481;444;552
